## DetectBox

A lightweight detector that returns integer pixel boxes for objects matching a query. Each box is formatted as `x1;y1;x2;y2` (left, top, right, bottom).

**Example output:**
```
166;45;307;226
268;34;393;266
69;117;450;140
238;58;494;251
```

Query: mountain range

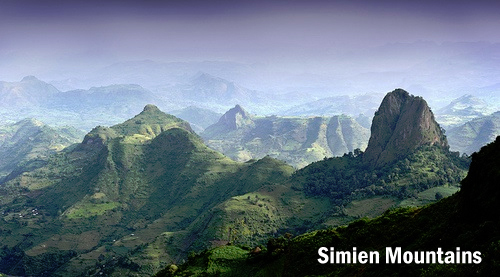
0;105;295;276
446;111;500;155
0;89;470;276
202;105;370;168
0;76;168;131
282;93;384;119
40;42;500;105
435;94;498;128
0;76;60;108
169;106;222;133
155;72;319;115
0;118;83;181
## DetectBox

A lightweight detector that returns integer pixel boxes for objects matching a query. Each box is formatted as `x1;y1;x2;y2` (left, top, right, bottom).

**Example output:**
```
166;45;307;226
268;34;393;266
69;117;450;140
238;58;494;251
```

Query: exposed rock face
202;105;370;168
206;104;255;133
327;115;370;156
363;89;448;167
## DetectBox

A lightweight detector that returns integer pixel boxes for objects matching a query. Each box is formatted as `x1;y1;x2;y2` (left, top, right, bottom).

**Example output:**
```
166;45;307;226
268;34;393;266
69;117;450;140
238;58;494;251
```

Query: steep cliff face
202;106;370;168
327;115;369;156
363;89;448;167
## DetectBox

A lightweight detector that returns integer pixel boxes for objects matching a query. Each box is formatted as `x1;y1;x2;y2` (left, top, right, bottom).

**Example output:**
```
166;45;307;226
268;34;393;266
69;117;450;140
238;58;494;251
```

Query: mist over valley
2;1;500;276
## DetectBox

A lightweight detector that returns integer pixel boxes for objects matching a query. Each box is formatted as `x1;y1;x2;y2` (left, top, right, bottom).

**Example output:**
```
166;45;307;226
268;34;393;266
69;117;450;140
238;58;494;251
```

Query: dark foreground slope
157;135;500;277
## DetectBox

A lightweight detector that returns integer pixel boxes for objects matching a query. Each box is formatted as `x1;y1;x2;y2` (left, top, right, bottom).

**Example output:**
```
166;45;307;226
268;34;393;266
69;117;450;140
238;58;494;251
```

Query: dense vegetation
156;137;500;277
0;91;481;276
0;118;83;181
296;145;469;205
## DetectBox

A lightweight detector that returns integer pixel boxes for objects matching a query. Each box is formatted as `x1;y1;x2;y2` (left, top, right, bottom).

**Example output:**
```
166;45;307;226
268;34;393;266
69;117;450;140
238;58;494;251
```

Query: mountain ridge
446;111;500;155
202;105;370;168
0;118;83;181
0;105;295;276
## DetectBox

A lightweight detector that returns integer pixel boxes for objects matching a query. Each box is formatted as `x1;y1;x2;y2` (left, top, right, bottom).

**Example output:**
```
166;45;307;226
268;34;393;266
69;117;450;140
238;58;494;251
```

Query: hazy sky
1;0;500;80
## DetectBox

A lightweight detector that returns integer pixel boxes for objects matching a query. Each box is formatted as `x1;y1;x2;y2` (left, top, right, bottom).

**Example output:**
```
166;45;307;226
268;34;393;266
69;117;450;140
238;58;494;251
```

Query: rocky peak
20;75;40;82
363;89;448;167
14;118;45;128
82;105;193;145
141;104;161;113
217;104;254;130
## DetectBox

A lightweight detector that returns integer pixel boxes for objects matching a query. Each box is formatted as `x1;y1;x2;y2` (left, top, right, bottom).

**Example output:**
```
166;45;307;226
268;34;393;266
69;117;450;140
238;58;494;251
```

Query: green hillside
168;90;469;261
0;118;83;181
156;136;500;277
0;105;294;276
0;91;473;276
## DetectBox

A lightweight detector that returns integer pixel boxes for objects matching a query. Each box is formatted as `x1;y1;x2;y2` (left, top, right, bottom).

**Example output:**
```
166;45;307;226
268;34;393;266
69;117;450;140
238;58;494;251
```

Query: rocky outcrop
363;89;448;167
219;104;254;130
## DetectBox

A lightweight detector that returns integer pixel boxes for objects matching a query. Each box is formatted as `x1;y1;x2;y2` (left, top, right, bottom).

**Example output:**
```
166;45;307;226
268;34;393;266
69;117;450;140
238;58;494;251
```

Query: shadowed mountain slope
0;90;471;276
159;90;469;275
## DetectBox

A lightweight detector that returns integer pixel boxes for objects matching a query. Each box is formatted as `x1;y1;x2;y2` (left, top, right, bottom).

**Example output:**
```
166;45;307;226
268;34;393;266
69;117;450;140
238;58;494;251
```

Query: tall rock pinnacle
363;89;448;167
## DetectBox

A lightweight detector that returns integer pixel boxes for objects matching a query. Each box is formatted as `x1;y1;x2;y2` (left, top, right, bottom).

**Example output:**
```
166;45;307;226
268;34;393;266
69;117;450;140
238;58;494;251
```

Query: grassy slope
0;106;296;276
159;134;499;276
0;118;83;181
0;103;472;276
153;144;469;276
